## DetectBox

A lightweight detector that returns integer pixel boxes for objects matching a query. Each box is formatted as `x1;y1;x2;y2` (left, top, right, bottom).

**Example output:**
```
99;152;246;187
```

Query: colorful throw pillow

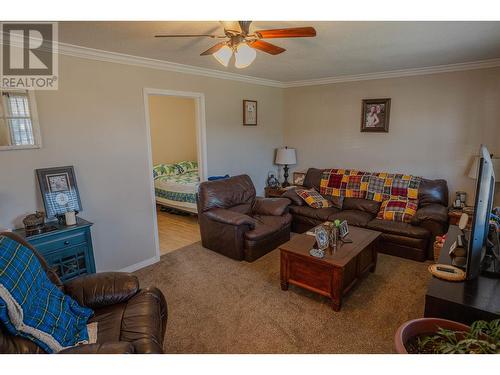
0;235;93;353
176;160;198;173
377;198;418;223
296;188;332;209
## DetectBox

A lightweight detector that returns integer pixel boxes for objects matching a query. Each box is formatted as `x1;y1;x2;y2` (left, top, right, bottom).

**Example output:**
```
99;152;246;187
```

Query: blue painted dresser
13;217;96;282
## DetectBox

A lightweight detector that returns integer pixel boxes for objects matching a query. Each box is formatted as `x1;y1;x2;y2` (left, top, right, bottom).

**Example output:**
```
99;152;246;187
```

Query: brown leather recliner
197;175;292;262
0;232;167;354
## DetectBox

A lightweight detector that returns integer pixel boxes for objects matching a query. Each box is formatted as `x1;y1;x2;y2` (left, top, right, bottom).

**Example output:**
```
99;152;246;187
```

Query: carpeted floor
134;241;431;353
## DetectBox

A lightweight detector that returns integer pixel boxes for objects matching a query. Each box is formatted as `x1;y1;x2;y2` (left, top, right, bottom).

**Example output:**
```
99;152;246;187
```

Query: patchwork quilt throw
320;169;421;202
0;235;93;353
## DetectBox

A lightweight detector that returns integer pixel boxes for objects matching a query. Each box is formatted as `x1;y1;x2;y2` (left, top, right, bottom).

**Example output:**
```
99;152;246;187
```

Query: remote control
436;266;456;274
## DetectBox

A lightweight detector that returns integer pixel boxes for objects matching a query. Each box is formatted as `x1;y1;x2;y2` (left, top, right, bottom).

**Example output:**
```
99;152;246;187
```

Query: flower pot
394;318;470;354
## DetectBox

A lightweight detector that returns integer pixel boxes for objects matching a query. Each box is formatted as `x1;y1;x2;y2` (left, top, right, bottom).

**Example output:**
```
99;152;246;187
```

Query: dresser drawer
32;231;87;253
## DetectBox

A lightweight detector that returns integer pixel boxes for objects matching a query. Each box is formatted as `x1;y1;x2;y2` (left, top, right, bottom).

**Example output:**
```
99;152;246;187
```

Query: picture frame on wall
360;98;391;132
36;166;82;219
243;99;257;126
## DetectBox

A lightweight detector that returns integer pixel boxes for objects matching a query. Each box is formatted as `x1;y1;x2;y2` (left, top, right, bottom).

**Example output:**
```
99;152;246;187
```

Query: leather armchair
0;232;167;354
197;175;292;262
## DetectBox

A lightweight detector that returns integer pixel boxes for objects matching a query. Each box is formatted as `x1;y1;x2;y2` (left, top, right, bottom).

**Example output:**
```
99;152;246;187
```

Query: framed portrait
339;220;349;238
243;100;257;126
36;166;82;219
361;98;391;132
314;226;329;251
292;172;306;186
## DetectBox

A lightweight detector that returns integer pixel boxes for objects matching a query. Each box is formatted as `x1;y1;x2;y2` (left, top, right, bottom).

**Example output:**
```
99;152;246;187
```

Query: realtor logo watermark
1;22;58;90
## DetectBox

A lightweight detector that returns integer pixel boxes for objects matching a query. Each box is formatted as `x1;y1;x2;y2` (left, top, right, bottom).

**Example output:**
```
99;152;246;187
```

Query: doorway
143;89;207;256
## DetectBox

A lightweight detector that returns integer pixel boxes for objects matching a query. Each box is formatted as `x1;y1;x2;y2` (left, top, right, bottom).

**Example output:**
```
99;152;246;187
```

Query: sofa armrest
64;272;139;309
253;197;290;216
411;204;449;225
204;208;256;228
59;342;135;354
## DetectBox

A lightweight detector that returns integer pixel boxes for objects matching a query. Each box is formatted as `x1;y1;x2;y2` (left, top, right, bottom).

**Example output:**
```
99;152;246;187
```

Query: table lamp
275;147;297;187
468;155;500;179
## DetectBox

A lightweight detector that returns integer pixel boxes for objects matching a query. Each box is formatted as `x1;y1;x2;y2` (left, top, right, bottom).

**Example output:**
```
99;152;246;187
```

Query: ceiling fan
155;21;317;68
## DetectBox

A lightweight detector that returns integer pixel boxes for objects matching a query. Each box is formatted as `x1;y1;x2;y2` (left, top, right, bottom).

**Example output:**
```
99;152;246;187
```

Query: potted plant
395;318;500;354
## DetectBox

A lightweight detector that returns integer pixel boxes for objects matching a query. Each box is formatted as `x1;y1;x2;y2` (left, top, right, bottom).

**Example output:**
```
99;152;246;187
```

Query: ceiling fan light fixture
213;45;232;67
234;43;256;69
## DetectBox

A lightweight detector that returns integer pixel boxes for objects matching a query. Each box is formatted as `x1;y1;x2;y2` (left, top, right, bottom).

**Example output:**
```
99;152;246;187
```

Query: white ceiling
59;21;500;82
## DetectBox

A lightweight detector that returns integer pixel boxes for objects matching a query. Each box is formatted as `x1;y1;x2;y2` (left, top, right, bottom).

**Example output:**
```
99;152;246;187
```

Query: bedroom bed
153;162;200;214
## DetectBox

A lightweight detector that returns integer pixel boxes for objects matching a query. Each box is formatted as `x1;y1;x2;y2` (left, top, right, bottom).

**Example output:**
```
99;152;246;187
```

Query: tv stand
424;225;500;325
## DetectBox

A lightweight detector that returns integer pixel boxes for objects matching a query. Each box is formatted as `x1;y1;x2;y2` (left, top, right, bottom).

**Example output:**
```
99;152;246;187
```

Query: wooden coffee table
280;226;381;311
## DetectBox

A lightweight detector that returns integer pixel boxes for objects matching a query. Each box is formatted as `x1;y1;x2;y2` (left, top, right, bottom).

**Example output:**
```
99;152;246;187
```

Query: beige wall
149;96;197;166
0;54;284;271
284;67;500;206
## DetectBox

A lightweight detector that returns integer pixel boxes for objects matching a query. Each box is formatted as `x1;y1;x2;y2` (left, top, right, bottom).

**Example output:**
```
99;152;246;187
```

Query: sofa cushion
303;168;324;191
197;175;255;212
327;210;374;227
418;178;448;207
366;219;430;239
342;198;381;215
296;188;332;208
377;198;418;223
289;205;340;221
281;187;304;206
244;214;292;241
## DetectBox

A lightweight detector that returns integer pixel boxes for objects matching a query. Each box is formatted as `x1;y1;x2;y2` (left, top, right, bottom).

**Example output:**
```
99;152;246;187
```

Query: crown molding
57;42;286;88
282;58;500;87
3;33;499;88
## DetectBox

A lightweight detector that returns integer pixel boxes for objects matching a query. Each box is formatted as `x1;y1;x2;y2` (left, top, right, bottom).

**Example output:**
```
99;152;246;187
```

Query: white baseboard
118;255;160;273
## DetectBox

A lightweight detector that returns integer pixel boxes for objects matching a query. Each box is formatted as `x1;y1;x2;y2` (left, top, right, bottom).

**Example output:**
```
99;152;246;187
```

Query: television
466;145;496;280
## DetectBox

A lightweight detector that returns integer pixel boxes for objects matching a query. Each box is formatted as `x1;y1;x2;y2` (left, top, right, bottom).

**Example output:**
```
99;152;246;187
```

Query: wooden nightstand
448;208;473;229
265;187;287;198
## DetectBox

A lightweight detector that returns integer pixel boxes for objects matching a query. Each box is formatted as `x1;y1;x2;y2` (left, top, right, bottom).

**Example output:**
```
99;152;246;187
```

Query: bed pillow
296;188;332;209
153;163;181;178
377;197;418;223
176;161;198;173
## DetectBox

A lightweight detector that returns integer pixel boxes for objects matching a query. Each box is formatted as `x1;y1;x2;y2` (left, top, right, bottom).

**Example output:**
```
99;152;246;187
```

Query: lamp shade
234;43;256;69
275;147;297;165
213;45;232;67
493;157;500;181
468;155;500;182
468;156;480;179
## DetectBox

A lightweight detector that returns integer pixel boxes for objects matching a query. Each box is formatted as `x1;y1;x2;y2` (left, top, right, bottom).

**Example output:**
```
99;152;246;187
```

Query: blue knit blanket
0;235;93;353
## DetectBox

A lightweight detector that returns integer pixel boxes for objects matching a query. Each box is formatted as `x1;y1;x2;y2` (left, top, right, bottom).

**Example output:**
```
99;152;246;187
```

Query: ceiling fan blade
238;21;252;35
255;27;316;39
155;34;224;38
249;40;286;55
200;42;227;56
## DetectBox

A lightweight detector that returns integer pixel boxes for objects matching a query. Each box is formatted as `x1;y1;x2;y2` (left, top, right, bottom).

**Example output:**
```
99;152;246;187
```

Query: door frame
143;88;207;261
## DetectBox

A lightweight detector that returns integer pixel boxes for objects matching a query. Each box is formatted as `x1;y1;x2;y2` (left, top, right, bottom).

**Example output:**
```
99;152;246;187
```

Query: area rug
134;241;430;353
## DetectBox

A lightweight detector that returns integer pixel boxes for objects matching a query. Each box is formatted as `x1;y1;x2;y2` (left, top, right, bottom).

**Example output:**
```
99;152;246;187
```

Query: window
0;90;41;150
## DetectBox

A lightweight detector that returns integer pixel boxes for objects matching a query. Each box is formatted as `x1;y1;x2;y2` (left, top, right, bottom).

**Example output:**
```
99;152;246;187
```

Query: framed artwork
293;172;306;186
361;98;391;132
339;220;349;238
314;226;329;251
243;100;257;126
36;166;82;219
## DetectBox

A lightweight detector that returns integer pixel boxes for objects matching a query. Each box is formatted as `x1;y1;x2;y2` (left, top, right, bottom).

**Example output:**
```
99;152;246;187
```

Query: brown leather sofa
0;232;167;354
197;175;292;262
284;168;449;261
